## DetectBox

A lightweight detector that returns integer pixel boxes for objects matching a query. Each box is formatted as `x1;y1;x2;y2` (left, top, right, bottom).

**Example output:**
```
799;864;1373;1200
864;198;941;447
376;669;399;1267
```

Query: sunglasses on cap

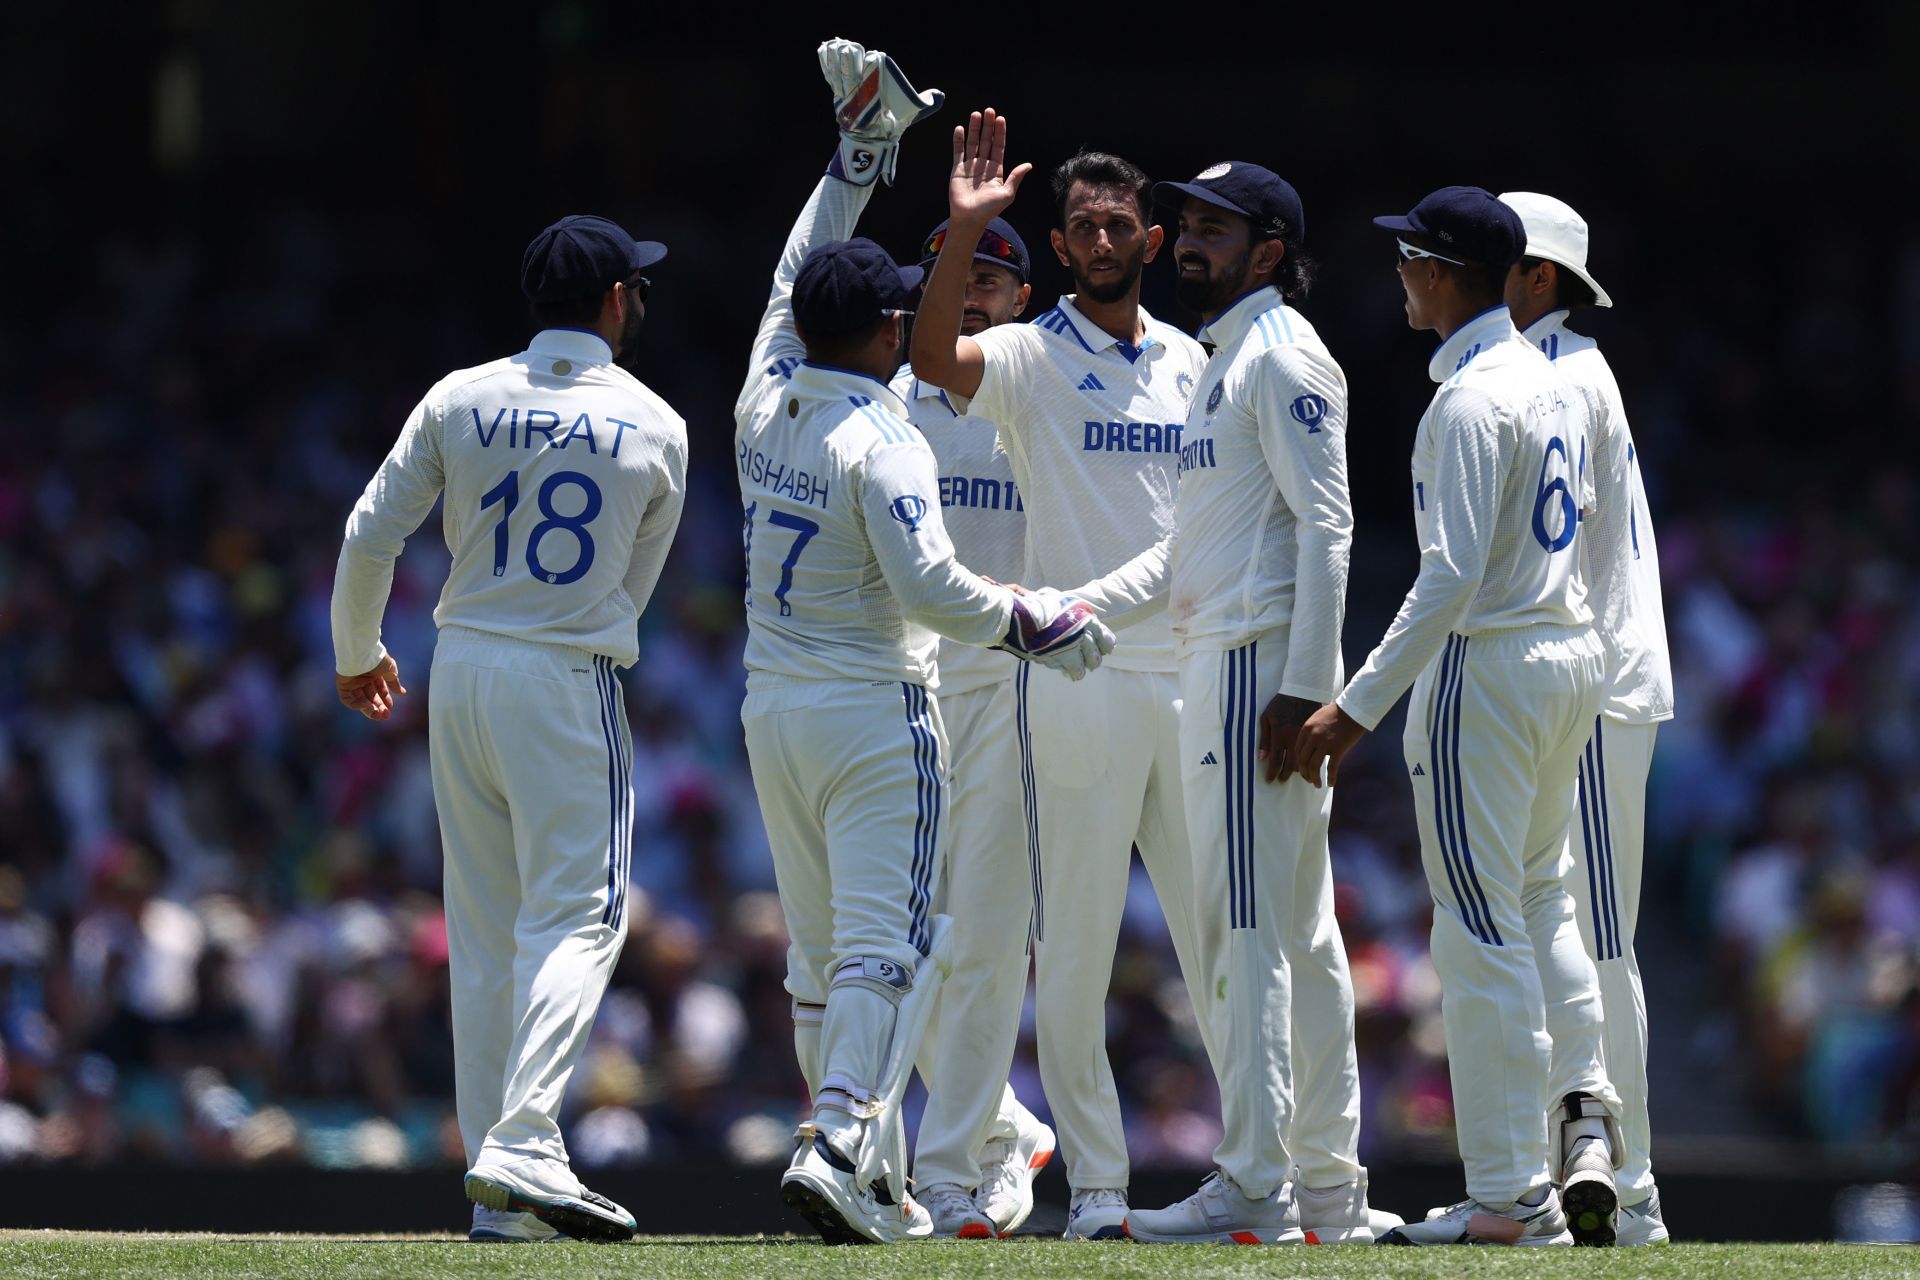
1396;238;1467;269
923;226;1023;268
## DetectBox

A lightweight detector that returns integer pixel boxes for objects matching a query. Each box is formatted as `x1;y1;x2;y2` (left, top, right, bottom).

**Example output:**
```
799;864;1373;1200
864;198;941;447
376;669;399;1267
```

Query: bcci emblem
1206;383;1224;415
1291;394;1327;431
890;494;928;531
1175;371;1195;401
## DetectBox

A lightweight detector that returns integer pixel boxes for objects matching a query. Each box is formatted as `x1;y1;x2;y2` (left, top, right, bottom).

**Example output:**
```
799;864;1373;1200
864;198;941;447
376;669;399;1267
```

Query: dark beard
614;303;646;371
1073;249;1145;304
1173;246;1251;316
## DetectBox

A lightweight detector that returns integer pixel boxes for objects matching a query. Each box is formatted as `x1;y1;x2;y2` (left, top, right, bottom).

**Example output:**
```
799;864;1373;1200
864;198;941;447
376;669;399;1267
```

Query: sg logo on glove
890;495;928;532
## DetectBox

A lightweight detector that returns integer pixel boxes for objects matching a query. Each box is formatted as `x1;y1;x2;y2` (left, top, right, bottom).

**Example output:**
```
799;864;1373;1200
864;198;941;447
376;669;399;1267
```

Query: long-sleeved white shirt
1337;306;1595;730
962;296;1208;673
1169;287;1353;701
331;328;687;675
734;175;1013;690
891;367;1023;698
1524;310;1674;725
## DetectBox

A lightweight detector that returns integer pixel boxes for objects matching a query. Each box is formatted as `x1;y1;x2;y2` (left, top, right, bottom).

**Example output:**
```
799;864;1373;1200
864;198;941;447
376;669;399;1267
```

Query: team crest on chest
1175;371;1195;401
1206;382;1224;415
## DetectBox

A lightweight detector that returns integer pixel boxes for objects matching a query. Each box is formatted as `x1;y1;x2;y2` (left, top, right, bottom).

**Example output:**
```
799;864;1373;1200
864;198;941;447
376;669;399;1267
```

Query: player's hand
336;655;407;721
948;108;1031;225
819;38;943;187
1257;692;1322;783
1291;702;1365;788
999;588;1115;681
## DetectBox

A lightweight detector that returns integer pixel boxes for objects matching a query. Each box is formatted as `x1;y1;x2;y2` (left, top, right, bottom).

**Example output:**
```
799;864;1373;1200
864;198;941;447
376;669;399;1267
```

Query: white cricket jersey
1338;306;1596;730
1524;310;1674;725
891;366;1023;698
1171;287;1353;703
733;174;1013;692
965;295;1207;673
332;329;687;675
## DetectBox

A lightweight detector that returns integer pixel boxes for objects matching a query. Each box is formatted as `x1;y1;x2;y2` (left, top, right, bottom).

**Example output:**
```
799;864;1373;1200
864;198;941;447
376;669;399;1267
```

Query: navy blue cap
1155;162;1305;242
792;238;924;339
1373;186;1525;267
521;215;668;303
917;217;1032;283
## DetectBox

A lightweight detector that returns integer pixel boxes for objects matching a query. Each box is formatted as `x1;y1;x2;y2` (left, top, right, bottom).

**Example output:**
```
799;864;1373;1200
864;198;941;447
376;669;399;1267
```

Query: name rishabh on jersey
966;296;1207;672
1523;310;1673;725
332;328;688;675
1337;305;1597;730
892;367;1024;699
1170;286;1353;705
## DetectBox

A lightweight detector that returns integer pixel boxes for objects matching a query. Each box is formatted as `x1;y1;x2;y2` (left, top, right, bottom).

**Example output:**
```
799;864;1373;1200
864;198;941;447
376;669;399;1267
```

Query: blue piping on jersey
1432;304;1508;361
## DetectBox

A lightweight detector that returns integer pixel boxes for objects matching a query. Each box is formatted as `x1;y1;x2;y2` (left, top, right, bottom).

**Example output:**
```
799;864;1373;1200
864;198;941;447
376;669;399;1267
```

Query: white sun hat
1497;191;1613;308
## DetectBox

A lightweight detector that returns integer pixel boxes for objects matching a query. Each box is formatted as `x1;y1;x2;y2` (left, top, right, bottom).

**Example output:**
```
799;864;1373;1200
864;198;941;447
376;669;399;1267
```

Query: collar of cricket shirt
1048;295;1161;363
1196;284;1288;356
1428;304;1519;385
529;327;615;365
908;373;959;416
793;359;913;419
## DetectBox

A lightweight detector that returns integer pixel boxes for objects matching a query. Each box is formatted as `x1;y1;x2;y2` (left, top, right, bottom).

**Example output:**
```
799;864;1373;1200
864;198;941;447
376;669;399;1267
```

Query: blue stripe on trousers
903;684;940;956
594;657;620;927
1223;642;1242;929
1447;635;1502;945
1430;637;1486;943
1591;718;1622;960
1576;749;1610;960
1016;663;1042;945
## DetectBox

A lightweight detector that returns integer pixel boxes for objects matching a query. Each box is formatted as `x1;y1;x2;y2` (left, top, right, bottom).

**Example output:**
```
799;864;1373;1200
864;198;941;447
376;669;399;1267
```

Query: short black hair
530;291;604;330
1448;259;1510;307
799;313;894;366
1051;150;1151;227
1520;256;1597;310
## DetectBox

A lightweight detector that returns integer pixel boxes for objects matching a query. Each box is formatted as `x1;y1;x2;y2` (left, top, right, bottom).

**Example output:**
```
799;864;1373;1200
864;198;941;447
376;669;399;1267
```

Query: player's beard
1174;246;1251;316
615;301;646;371
1071;245;1147;305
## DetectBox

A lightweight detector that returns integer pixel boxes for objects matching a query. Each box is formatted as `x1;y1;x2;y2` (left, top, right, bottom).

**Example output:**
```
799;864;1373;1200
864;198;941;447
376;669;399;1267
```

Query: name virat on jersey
469;406;656;456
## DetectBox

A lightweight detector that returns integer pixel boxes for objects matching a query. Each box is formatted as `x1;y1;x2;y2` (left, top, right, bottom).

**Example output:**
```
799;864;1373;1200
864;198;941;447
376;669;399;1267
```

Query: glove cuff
827;134;894;188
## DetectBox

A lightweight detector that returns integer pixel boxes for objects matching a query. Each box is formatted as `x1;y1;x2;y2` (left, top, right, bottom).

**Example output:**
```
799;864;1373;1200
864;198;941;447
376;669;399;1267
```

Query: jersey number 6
1531;436;1578;554
478;469;601;585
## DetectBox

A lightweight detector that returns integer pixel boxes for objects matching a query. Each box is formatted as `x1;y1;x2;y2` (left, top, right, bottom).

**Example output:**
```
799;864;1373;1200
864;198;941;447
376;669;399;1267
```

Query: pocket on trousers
1026;667;1109;789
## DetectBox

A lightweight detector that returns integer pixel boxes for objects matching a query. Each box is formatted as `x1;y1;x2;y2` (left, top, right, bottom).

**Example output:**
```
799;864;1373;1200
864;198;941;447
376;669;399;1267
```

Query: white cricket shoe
1297;1170;1402;1244
1124;1170;1304;1245
1616;1189;1670;1246
1561;1138;1619;1246
1380;1187;1572;1246
780;1125;933;1244
977;1108;1055;1236
468;1205;561;1243
1064;1187;1129;1240
464;1157;636;1243
920;1181;994;1239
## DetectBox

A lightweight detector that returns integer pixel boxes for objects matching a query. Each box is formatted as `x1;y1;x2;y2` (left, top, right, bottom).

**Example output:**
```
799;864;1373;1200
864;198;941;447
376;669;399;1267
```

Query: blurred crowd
1;190;1915;1173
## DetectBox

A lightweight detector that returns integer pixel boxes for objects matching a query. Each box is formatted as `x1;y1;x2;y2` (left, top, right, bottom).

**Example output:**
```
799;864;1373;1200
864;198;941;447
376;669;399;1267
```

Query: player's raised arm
909;109;1032;400
736;39;943;416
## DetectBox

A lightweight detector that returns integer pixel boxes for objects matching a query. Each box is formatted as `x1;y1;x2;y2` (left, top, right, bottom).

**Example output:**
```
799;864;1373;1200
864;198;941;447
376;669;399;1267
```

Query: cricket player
910;110;1214;1240
739;42;1112;1246
1502;191;1674;1247
892;217;1057;1240
332;214;688;1243
1117;162;1390;1245
1292;186;1624;1247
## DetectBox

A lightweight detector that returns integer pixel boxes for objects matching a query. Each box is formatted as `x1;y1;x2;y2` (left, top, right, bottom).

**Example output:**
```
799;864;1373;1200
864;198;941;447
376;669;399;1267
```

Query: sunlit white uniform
890;368;1036;1192
1527;309;1674;1206
1334;305;1619;1205
331;328;687;1176
1171;286;1360;1198
962;296;1210;1190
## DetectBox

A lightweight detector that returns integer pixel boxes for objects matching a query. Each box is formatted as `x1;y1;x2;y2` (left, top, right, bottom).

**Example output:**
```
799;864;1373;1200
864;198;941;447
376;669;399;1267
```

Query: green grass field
2;1235;1916;1280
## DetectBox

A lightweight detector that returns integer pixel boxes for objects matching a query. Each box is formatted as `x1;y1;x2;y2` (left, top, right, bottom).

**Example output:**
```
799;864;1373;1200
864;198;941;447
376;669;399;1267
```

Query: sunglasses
623;274;651;302
1396;238;1467;268
923;226;1023;267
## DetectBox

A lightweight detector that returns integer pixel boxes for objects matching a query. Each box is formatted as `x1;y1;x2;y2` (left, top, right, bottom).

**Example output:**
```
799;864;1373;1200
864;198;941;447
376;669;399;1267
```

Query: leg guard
792;999;825;1097
1552;1091;1626;1176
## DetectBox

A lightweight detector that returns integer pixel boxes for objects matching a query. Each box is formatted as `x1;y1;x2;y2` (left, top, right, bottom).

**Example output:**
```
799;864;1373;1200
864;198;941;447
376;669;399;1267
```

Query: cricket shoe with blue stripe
1064;1188;1129;1240
1124;1171;1304;1245
468;1206;560;1243
1616;1189;1670;1247
781;1123;933;1244
1381;1187;1572;1246
464;1159;636;1243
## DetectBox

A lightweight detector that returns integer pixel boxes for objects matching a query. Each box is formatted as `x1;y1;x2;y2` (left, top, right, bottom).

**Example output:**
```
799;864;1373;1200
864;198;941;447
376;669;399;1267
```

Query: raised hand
949;108;1032;224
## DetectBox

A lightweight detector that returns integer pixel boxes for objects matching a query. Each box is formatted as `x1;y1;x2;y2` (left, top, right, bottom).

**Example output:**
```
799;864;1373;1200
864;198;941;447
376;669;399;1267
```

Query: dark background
3;1;1919;1241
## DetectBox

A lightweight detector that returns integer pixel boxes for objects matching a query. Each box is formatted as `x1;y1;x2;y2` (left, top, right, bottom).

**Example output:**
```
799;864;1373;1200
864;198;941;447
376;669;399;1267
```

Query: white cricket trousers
1180;632;1361;1198
1017;661;1211;1190
745;679;947;1112
913;679;1031;1189
1564;716;1658;1202
430;626;631;1173
1402;627;1619;1206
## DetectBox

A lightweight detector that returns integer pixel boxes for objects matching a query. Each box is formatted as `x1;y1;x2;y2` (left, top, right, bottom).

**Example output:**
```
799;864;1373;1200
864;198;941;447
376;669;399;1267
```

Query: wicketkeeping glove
818;37;943;188
998;588;1116;682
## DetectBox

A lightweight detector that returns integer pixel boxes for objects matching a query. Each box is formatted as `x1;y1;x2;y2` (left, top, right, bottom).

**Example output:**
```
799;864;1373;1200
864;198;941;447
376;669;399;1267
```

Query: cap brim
1372;215;1419;234
1154;181;1252;220
916;252;1028;282
897;264;926;295
1522;248;1613;308
634;241;668;269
